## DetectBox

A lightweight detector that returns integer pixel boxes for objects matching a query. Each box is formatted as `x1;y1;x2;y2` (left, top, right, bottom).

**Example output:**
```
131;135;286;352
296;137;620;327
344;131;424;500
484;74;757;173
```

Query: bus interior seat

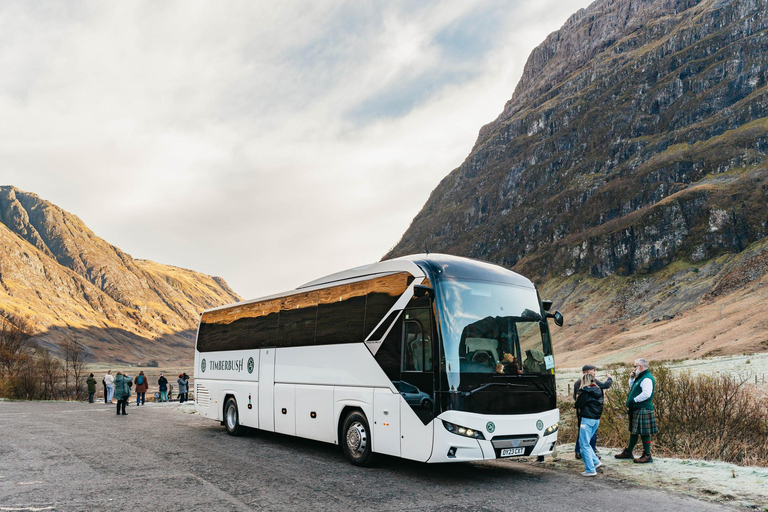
407;333;432;371
465;338;499;363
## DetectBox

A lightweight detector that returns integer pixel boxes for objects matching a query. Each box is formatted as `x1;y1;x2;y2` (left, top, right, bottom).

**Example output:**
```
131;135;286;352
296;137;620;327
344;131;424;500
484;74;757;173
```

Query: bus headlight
442;420;486;440
544;422;559;436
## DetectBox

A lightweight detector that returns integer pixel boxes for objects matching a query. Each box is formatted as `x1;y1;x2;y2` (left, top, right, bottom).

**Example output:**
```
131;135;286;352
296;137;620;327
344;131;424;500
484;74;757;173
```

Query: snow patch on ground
545;445;768;509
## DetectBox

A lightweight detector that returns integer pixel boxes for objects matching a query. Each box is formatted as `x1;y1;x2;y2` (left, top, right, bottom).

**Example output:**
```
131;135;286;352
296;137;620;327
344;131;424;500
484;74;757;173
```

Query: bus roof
201;253;533;314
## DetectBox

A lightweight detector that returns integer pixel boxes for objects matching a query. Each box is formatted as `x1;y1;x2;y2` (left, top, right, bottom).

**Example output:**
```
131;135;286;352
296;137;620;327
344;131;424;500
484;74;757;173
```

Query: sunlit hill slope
0;185;241;364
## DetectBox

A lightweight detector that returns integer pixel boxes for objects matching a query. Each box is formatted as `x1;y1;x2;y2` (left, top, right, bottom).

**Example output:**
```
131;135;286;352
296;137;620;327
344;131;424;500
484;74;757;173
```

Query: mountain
386;0;768;365
0;186;241;364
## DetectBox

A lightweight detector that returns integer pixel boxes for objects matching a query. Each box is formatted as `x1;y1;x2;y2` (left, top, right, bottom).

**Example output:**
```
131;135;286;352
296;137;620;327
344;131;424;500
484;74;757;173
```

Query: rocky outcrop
385;0;768;362
0;186;241;363
388;0;768;280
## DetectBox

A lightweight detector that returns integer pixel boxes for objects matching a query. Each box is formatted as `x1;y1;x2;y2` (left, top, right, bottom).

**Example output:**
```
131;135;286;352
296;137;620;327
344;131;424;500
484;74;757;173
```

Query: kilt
629;408;658;435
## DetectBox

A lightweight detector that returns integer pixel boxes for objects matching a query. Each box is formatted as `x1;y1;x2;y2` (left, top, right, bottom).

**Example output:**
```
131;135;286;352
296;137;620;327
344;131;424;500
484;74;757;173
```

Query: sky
1;0;594;300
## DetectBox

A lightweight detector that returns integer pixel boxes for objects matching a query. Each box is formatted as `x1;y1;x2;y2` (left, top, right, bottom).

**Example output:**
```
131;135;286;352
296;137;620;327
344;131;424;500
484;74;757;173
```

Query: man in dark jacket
158;374;168;402
573;364;612;459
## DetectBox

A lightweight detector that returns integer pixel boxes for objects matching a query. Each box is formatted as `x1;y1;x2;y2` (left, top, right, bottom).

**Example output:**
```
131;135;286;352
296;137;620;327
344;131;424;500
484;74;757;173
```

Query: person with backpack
158;373;168;402
134;371;148;406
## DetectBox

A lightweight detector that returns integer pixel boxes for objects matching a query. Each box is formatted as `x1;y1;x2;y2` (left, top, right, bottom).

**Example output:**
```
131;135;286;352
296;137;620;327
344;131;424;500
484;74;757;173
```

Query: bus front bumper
428;409;559;463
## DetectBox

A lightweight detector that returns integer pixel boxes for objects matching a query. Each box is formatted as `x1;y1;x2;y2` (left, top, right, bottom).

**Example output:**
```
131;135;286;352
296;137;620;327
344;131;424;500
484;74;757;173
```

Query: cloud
0;0;593;300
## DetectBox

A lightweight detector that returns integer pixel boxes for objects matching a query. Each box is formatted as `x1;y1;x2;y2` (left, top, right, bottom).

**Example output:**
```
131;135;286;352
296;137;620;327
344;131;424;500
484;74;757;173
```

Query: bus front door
399;307;435;461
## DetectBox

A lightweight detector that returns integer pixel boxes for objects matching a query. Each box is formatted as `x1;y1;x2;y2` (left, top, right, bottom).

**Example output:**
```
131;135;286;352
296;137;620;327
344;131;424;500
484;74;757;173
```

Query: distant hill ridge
0;185;241;364
387;0;768;364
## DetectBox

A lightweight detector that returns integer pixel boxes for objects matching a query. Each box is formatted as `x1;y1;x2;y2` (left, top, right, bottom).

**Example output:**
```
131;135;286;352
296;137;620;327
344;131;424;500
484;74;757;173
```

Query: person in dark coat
182;373;190;402
114;372;132;415
573;364;612;459
177;374;187;403
574;373;604;476
134;371;148;405
158;373;168;402
86;373;97;403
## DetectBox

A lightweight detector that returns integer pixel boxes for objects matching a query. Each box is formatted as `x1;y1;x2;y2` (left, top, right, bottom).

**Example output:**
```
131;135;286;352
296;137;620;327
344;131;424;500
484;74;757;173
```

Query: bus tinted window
277;292;318;347
374;311;402;382
363;273;413;338
316;294;366;344
196;272;415;351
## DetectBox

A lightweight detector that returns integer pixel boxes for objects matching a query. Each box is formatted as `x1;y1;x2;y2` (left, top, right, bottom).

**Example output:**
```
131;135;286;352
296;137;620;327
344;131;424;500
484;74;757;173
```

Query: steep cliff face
0;186;241;363
386;0;768;363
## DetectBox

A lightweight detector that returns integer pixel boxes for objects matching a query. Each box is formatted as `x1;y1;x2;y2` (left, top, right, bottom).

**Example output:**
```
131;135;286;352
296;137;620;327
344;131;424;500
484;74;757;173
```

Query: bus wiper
461;382;526;397
528;377;555;398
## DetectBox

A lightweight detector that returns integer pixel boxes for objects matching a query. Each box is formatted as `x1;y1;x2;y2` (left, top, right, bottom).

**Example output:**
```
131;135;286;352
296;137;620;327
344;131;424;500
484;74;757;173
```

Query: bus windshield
435;279;552;392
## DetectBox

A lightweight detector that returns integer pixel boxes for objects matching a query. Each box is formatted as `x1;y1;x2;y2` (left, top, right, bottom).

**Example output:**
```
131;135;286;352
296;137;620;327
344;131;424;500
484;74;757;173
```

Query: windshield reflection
435;279;551;391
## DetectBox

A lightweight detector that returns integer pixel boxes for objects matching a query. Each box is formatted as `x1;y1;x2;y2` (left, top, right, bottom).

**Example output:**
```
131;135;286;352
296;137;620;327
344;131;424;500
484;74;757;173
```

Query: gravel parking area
0;400;744;511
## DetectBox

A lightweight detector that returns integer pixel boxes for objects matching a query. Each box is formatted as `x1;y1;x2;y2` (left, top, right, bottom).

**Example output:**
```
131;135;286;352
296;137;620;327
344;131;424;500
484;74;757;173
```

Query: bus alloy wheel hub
347;422;367;453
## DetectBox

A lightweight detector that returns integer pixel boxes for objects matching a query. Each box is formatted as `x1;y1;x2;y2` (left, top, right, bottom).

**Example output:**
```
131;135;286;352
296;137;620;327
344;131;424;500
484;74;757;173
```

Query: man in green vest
614;358;657;463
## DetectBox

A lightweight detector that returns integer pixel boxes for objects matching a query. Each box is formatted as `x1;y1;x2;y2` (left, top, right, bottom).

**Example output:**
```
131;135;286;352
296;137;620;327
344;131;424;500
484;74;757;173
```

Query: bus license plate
500;447;525;457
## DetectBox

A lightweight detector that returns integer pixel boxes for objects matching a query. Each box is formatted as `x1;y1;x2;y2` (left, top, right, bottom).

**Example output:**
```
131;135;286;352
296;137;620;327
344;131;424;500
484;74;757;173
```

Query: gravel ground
0;400;747;512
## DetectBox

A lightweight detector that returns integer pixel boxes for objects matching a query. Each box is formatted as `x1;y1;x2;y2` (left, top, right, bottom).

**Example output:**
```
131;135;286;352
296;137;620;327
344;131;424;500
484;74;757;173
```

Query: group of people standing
573;358;657;477
83;370;192;414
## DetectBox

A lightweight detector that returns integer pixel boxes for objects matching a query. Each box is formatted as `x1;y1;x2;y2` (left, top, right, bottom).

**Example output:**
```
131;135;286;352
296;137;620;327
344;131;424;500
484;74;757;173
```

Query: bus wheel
341;411;375;466
224;397;242;436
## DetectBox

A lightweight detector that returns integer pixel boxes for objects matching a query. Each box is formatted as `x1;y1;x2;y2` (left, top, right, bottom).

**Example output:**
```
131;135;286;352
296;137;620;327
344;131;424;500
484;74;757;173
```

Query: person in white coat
104;370;115;404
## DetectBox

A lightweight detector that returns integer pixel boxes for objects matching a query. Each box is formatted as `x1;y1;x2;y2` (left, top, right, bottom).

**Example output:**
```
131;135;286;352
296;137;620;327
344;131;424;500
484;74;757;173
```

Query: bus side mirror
546;311;564;327
413;285;433;299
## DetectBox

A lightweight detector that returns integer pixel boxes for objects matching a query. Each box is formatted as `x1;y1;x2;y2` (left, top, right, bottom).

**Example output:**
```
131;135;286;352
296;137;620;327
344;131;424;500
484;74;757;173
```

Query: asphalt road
0;401;740;512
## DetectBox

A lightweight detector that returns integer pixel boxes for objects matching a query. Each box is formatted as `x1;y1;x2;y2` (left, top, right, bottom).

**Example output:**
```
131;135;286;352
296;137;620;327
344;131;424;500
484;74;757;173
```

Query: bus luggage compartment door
258;348;276;432
373;388;401;457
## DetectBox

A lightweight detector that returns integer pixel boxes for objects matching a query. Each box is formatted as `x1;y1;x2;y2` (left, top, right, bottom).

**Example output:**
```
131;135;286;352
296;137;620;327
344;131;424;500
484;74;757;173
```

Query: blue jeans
160;391;167;402
579;417;601;473
575;415;598;453
136;392;145;405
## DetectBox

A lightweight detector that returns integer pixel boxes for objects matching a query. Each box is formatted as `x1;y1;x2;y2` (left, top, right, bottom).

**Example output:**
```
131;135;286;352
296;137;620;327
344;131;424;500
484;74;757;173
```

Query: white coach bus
194;254;564;466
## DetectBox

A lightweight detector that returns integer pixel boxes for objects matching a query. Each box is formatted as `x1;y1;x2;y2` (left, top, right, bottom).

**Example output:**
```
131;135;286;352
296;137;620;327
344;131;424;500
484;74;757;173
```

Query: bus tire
341;411;375;467
224;397;242;436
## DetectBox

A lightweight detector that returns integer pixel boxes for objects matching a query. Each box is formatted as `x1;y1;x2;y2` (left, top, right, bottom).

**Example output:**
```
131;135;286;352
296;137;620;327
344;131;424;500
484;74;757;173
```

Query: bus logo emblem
486;422;495;433
536;420;543;431
201;359;206;373
247;357;255;374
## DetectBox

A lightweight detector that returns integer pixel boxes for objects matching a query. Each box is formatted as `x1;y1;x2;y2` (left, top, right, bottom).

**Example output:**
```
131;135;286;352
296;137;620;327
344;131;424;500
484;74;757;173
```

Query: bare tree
37;348;62;400
0;316;36;398
62;339;87;400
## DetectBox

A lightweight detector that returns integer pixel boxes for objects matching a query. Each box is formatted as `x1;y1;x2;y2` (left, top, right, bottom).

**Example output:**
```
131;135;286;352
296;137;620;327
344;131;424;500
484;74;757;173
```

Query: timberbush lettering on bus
196;273;413;352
